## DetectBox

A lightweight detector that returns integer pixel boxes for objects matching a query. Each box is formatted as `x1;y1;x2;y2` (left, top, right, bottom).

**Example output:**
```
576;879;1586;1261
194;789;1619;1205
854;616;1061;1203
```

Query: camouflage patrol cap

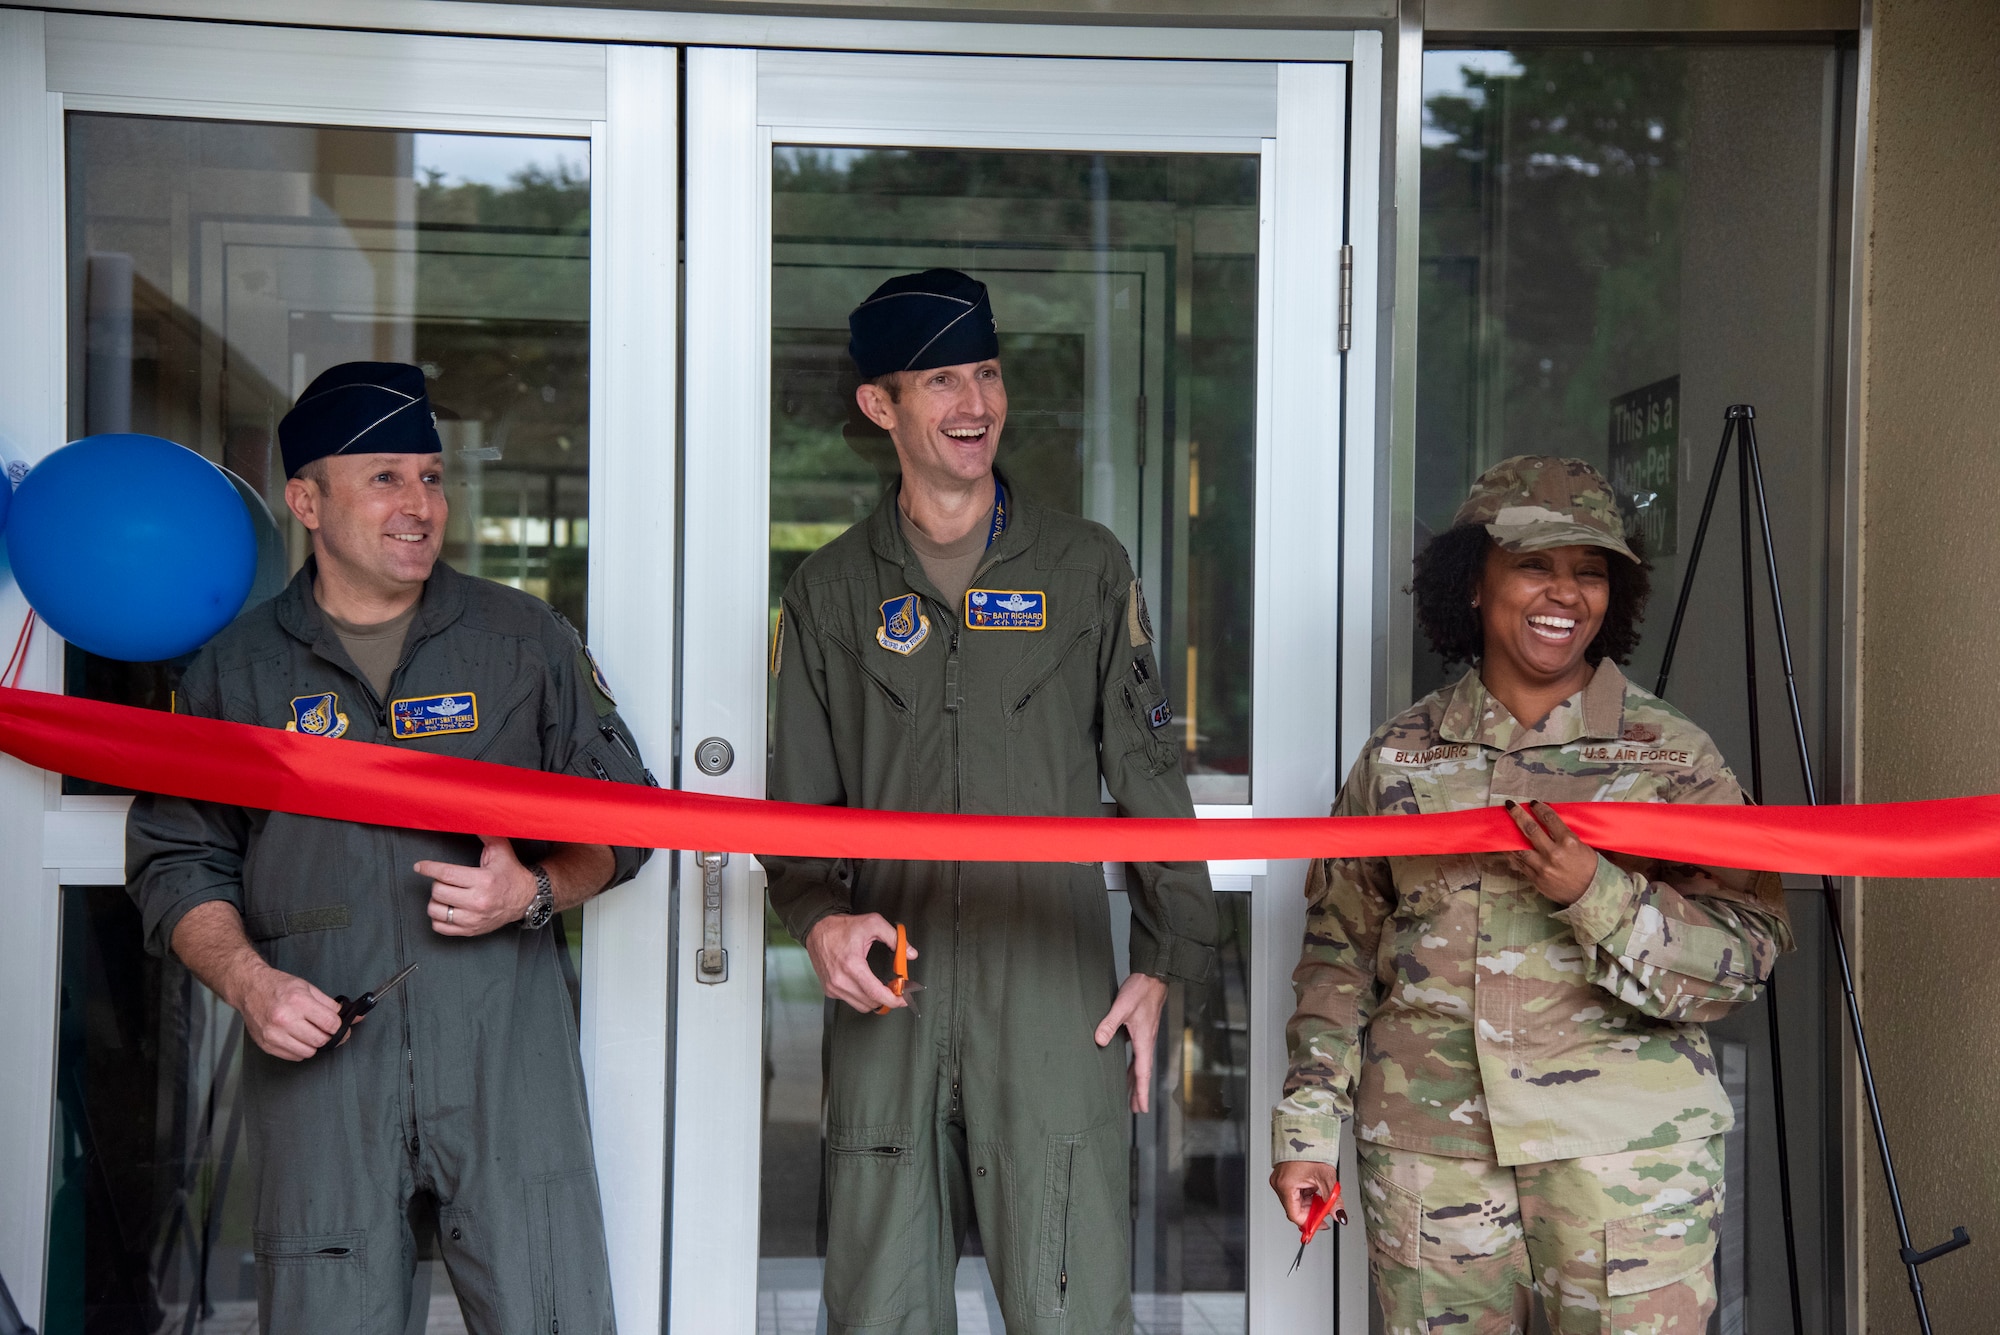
1451;455;1639;563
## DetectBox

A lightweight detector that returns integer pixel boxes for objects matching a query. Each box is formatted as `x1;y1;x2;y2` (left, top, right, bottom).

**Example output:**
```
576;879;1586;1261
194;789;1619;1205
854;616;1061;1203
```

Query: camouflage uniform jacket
1272;662;1791;1168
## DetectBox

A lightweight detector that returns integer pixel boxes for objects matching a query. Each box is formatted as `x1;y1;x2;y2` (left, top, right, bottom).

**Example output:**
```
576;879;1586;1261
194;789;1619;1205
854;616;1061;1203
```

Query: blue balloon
4;434;256;662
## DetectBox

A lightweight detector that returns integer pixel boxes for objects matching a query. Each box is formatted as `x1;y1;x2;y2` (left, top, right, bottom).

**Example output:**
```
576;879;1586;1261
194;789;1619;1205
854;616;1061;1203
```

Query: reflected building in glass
48;117;593;1335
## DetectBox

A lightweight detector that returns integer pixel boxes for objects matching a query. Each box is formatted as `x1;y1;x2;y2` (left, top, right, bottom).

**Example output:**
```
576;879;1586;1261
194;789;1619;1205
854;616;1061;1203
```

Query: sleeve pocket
1604;1187;1721;1297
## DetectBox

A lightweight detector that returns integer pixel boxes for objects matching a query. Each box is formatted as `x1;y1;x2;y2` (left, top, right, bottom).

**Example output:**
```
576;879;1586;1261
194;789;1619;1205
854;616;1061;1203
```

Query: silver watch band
523;862;555;928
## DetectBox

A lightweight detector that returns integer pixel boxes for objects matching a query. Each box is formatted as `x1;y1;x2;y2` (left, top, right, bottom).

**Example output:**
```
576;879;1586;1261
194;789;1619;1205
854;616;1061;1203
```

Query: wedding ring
446;905;454;925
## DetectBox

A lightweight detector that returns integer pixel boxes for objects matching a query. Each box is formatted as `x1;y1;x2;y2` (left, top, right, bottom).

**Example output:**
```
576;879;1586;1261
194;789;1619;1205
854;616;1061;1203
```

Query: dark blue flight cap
279;361;443;478
848;269;1001;380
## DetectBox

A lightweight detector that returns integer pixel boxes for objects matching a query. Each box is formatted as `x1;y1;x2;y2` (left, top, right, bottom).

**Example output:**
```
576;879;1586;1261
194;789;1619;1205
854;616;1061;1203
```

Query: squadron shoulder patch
1127;579;1154;648
583;646;618;712
965;588;1046;631
390;692;479;739
877;594;930;656
287;692;348;738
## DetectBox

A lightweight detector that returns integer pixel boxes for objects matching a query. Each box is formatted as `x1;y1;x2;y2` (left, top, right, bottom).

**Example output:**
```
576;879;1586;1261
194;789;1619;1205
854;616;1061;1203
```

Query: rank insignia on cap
965;588;1046;631
390;692;479;739
286;692;348;738
877;594;930;656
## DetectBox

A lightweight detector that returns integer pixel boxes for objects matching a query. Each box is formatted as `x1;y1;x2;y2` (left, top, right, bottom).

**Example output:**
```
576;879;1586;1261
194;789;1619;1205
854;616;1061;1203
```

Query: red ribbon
2;685;1996;875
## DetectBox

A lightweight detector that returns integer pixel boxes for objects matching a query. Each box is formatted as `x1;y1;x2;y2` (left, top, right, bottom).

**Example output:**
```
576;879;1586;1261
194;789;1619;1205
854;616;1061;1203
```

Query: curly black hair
1411;525;1651;669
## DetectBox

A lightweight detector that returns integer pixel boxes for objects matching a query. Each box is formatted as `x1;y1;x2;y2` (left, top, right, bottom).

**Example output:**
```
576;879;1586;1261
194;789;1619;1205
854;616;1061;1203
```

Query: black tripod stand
1653;404;1969;1335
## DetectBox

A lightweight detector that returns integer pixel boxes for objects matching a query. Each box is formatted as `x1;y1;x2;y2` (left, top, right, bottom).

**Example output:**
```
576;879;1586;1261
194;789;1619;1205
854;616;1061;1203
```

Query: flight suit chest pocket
1385;748;1491;817
1002;623;1094;725
822;1124;919;1326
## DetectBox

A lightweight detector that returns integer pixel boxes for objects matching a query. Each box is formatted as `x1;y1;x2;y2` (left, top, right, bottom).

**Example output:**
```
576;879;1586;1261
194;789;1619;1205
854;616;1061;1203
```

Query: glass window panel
62;115;590;732
768;148;1258;802
1414;46;1851;1335
51;118;591;1335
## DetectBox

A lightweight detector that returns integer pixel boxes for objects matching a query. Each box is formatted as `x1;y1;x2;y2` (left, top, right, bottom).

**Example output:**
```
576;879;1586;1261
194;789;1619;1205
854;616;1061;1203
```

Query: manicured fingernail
1504;799;1518;811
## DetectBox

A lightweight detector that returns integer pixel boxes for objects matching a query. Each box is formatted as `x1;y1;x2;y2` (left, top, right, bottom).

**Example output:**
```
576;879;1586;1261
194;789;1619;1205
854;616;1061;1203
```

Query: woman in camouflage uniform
1269;456;1791;1334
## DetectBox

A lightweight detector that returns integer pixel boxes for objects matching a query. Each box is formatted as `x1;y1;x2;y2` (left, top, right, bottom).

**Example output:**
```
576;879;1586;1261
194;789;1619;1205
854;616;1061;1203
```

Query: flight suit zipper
946;623;965;1066
1055;1142;1075;1311
377;650;424;1166
307;631;425;1163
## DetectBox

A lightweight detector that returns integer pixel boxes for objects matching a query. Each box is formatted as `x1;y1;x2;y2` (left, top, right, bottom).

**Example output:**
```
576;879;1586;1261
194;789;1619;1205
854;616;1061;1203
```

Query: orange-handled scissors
874;923;924;1017
1289;1184;1347;1273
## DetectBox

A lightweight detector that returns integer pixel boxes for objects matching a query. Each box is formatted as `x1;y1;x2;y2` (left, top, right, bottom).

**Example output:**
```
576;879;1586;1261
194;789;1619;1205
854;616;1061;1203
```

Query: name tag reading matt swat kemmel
965;589;1046;631
391;692;479;739
1379;743;1477;766
1572;742;1695;767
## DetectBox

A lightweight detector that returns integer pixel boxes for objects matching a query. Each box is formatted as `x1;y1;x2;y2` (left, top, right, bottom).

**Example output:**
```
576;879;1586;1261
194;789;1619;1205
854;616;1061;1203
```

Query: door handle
697;851;729;984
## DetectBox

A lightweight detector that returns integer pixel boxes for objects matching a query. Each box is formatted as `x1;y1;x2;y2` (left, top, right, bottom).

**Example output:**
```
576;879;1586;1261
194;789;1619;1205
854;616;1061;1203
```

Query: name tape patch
391;692;479;739
965;588;1046;631
1379;743;1477;767
1573;743;1695;767
287;692;348;739
878;594;930;656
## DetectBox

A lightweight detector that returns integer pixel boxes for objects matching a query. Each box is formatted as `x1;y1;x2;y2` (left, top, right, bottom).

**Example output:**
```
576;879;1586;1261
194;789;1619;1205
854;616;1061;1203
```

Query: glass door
4;17;678;1332
676;49;1378;1335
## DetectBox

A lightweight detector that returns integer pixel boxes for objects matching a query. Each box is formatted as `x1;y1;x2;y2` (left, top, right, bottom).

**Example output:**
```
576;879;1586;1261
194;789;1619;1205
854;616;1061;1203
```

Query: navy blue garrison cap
279;361;443;478
847;269;1001;380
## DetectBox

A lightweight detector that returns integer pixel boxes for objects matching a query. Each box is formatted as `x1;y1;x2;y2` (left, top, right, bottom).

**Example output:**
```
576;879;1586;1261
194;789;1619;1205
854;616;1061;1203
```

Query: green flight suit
126;560;652;1335
761;479;1217;1335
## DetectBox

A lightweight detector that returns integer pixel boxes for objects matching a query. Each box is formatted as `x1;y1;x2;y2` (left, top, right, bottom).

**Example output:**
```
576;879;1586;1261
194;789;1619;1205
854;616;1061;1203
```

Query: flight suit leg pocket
254;1228;367;1335
527;1168;616;1335
1603;1189;1721;1298
822;1124;920;1326
1033;1122;1127;1321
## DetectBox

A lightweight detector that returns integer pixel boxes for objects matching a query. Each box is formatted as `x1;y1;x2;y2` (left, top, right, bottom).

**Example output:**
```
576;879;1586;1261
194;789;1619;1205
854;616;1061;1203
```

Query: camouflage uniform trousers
1357;1135;1723;1335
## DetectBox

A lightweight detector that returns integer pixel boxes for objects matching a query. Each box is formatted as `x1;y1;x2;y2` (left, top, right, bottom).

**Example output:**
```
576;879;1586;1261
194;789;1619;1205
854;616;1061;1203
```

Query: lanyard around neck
985;477;1007;550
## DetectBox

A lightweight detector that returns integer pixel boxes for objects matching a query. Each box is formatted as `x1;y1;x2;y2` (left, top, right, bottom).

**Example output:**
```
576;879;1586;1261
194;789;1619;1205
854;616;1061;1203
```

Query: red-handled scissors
1289;1185;1347;1273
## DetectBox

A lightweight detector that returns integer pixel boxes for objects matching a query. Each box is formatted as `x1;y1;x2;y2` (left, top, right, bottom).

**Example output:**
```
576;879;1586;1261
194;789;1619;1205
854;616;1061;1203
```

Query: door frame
674;42;1381;1334
0;15;678;1330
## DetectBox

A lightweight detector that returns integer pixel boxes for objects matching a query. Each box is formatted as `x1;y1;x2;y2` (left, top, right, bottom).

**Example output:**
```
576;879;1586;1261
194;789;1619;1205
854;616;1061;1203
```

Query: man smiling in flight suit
761;269;1218;1334
127;361;651;1334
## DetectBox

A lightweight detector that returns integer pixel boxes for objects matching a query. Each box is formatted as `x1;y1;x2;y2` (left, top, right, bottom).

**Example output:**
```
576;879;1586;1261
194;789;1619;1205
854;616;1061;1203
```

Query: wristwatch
522;863;555;930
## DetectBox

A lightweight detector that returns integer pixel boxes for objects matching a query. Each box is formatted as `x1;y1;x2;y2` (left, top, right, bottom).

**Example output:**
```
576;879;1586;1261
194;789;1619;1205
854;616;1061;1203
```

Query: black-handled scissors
311;962;417;1059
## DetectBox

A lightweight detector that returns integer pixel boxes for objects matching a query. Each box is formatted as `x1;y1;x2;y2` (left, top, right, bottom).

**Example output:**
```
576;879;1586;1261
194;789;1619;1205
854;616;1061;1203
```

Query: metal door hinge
1337;244;1354;354
696;851;728;984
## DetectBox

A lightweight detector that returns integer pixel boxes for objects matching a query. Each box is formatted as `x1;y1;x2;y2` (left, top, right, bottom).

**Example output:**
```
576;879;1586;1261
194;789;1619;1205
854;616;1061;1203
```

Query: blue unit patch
1148;698;1174;730
877;594;931;656
964;589;1046;631
390;692;480;739
286;692;348;738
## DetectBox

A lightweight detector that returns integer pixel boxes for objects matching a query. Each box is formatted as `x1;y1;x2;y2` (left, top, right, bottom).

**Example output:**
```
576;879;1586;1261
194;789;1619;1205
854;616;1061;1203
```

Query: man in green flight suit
127;362;653;1334
761;269;1218;1334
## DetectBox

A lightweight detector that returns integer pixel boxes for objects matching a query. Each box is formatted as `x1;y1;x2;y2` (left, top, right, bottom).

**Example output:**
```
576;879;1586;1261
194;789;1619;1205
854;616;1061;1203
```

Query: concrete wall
1857;1;2000;1329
